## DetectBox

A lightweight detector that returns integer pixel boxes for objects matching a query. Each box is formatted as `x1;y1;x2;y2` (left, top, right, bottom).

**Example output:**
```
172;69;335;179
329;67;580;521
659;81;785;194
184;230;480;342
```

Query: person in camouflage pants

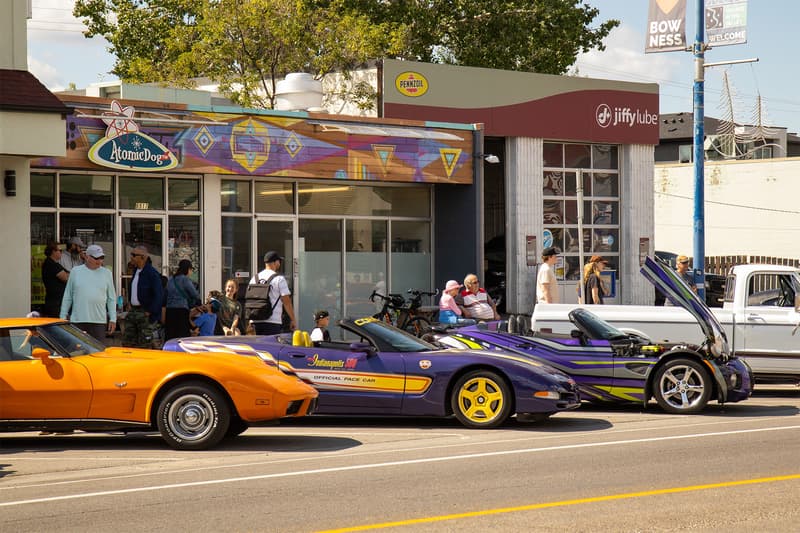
123;245;164;349
121;307;162;348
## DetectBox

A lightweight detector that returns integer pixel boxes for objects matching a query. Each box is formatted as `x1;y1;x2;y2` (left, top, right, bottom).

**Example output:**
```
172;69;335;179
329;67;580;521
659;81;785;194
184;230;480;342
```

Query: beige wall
0;0;28;70
0;156;33;316
655;157;800;257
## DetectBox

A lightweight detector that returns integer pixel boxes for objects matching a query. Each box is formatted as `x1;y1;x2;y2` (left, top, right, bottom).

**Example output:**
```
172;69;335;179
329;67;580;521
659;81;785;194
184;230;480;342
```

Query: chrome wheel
653;358;711;414
157;382;230;450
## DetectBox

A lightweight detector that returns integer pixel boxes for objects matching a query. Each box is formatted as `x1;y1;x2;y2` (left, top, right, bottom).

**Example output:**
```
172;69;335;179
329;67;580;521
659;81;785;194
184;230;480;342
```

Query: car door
279;341;405;413
740;272;800;375
0;328;93;420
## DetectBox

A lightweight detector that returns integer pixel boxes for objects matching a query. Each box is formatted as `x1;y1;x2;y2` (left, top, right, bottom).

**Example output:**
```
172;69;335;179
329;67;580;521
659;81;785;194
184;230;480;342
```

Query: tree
74;0;405;108
74;0;617;108
343;0;619;74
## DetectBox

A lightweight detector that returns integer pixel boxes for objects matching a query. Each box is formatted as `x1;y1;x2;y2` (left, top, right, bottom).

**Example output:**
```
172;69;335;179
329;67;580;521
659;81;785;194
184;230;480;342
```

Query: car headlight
729;373;739;388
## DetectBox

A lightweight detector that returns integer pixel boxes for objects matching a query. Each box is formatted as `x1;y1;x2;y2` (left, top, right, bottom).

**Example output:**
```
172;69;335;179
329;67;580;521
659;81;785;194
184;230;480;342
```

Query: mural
35;100;474;185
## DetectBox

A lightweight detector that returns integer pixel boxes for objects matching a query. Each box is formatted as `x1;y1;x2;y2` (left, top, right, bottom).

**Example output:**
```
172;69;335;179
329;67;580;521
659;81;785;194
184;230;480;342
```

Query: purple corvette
435;257;753;414
163;316;580;429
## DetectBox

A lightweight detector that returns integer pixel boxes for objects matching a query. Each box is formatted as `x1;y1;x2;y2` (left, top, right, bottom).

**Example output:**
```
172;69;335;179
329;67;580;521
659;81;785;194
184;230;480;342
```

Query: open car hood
640;256;730;357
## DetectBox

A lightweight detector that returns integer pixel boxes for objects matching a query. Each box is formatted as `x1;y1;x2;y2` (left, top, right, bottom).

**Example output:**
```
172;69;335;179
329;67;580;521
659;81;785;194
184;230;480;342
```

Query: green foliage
343;0;619;74
73;0;617;108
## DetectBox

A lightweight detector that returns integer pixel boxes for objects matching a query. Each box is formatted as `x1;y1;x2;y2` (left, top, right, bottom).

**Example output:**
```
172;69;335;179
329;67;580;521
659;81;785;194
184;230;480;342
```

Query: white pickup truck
532;263;800;384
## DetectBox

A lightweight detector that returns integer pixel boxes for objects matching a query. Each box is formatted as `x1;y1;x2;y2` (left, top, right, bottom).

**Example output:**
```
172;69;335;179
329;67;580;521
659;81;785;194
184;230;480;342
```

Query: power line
655;191;800;215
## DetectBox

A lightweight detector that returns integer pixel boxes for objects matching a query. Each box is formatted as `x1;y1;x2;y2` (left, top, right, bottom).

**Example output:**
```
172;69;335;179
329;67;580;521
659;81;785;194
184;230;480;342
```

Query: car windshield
39;323;106;356
569;308;627;340
355;320;436;352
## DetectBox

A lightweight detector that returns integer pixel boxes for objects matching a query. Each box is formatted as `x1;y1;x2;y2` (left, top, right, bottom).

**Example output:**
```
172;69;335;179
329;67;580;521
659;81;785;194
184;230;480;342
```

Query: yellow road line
318;473;800;532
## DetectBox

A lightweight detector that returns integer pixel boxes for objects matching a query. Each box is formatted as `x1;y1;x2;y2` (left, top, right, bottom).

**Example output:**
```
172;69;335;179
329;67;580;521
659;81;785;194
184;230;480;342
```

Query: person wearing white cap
60;243;117;342
59;236;86;272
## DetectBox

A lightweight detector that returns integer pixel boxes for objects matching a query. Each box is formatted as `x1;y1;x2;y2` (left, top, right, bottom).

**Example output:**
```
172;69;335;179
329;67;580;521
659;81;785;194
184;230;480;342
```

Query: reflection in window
255;182;294;214
221;180;251;213
543;171;564;196
592;173;618;197
168;179;200;210
60;213;114;272
346;220;387;320
31;173;55;207
221;216;251;285
297;184;430;217
31;213;56;310
168;216;201;282
543;142;621;290
299;219;342;333
60;174;114;208
391;220;431;293
565;144;591;168
119;176;165;210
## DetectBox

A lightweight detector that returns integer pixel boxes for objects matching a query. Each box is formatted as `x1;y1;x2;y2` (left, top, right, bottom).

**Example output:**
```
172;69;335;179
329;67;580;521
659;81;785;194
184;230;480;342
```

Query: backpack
244;273;279;321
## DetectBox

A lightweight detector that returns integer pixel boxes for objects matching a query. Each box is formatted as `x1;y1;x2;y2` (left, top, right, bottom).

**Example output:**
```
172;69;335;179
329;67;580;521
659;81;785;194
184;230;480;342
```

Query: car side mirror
349;342;376;357
31;347;53;365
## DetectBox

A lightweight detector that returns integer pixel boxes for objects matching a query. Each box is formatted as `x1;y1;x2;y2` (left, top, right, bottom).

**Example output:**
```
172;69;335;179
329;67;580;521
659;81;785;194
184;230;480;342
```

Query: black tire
225;417;249;438
156;382;230;450
404;317;432;337
450;370;513;428
652;358;712;414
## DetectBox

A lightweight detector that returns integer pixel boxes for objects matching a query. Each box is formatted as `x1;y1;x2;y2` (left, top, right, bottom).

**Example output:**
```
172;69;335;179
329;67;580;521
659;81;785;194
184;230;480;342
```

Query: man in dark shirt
122;245;164;348
41;241;68;317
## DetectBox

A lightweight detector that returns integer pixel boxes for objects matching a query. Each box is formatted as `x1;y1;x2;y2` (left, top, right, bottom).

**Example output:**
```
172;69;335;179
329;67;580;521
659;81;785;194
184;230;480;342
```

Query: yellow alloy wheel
451;370;512;428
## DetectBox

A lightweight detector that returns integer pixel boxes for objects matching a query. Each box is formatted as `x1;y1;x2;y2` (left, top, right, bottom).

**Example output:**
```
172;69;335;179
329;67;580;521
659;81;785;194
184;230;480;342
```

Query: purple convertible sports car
163;316;580;428
435;257;753;414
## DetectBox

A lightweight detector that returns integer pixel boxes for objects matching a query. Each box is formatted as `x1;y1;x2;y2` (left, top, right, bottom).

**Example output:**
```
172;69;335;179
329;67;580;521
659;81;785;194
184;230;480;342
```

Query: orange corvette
0;317;317;450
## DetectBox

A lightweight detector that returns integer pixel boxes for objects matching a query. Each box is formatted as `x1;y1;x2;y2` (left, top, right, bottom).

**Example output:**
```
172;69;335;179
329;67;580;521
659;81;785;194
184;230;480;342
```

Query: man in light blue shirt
60;244;117;342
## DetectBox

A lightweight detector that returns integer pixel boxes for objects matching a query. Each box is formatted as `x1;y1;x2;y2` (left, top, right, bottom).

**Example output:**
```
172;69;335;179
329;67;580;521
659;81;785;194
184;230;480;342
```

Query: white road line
1;424;798;507
1;416;794;491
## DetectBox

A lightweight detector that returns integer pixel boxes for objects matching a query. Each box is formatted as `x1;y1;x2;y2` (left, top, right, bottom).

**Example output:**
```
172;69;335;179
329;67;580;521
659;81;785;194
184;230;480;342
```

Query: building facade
29;95;478;331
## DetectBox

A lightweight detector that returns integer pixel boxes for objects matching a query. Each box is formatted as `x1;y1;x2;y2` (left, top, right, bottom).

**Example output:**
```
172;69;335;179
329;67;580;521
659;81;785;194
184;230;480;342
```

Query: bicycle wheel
404;316;432;337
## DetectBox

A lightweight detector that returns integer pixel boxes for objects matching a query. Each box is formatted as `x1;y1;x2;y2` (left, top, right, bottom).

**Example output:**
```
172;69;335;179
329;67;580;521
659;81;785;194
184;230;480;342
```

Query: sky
24;0;800;134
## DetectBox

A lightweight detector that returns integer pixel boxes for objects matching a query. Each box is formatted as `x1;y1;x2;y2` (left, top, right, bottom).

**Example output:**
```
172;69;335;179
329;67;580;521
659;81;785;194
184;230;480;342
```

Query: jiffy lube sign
88;101;179;171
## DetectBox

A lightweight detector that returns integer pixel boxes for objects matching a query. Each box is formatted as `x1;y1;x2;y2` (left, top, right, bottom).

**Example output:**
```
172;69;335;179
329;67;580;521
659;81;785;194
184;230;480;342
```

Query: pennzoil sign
395;71;429;97
88;101;179;171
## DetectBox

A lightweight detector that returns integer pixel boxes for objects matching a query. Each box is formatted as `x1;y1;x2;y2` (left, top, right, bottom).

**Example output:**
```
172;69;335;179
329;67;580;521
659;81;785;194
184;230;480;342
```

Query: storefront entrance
119;215;165;305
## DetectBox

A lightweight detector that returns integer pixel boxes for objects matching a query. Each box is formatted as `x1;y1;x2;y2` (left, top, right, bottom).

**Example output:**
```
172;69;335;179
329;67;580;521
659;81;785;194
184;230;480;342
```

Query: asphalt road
1;387;798;533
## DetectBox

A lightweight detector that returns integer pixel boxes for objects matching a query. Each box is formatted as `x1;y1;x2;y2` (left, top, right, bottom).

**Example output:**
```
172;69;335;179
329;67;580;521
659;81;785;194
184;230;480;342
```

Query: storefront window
543;143;620;283
299;219;342;333
221;180;251;213
168;179;200;210
221;216;252;285
391;220;431;293
31;173;55;207
60;174;114;209
60;213;115;273
255;182;294;214
297;184;430;217
31;213;56;310
119;176;164;210
346;220;387;319
168;216;201;283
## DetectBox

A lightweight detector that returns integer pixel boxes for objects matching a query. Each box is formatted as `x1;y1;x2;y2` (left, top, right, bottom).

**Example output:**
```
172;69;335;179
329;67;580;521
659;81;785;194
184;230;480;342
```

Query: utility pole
692;0;706;300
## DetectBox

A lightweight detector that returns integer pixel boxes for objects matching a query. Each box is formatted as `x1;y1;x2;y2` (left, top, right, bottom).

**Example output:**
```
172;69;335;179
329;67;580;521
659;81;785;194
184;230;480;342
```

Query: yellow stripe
317;473;800;532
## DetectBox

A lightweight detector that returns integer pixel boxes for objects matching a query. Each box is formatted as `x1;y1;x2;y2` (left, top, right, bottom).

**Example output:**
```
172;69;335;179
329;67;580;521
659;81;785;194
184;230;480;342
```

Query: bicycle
369;288;439;337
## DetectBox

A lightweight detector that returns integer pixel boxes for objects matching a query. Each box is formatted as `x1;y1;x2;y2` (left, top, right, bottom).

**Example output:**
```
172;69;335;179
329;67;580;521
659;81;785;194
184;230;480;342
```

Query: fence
703;255;800;276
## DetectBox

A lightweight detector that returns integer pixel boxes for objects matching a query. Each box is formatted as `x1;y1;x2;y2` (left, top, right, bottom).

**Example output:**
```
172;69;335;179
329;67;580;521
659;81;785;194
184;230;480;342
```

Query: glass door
256;218;295;313
298;219;342;333
119;216;166;305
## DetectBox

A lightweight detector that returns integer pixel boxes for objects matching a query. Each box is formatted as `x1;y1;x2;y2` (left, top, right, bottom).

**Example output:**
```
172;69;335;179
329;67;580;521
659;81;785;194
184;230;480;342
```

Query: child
310;309;331;343
190;298;220;336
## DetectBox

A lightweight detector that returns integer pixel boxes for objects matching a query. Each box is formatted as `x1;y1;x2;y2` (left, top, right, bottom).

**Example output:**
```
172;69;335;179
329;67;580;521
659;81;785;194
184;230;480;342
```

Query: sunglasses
130;253;145;258
91;256;105;260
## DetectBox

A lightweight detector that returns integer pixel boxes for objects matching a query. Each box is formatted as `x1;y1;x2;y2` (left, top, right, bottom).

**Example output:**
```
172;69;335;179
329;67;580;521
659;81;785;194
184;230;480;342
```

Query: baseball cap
542;246;560;258
263;250;283;263
313;309;329;321
68;236;86;248
677;255;690;264
86;244;104;259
